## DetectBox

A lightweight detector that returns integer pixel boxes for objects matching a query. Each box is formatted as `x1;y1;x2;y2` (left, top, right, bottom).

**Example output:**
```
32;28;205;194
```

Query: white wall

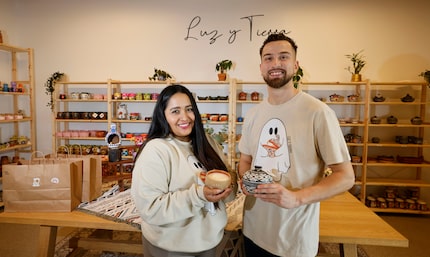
1;0;429;153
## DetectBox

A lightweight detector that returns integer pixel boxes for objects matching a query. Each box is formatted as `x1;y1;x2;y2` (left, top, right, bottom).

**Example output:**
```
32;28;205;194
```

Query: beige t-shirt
239;91;351;257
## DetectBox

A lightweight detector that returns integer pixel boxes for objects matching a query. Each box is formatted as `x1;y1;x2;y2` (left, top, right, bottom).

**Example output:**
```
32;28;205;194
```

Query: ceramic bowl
242;166;273;194
329;94;344;102
205;170;231;190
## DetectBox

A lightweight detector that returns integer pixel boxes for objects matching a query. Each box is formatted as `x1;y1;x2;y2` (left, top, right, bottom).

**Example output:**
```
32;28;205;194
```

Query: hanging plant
293;65;303;88
45;71;64;111
419;69;430;87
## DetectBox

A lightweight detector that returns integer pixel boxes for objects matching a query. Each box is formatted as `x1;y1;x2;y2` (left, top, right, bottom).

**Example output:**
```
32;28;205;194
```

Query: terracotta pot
370;116;381;124
251;92;259;101
238;91;247;100
386;115;398;124
217;73;227;81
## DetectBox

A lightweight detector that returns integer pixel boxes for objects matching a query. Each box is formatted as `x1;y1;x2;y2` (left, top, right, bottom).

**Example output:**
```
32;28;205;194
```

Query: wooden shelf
0;144;32;153
364;178;430;187
371;208;430;214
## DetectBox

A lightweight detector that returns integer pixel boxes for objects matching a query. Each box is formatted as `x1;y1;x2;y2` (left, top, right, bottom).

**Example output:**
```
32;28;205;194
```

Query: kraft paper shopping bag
2;159;83;212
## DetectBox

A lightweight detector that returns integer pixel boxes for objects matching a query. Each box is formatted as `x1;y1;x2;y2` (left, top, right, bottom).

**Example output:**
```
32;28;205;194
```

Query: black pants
244;236;280;257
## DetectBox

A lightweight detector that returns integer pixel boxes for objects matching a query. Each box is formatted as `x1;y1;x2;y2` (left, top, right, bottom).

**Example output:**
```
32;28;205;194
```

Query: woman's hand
203;186;232;202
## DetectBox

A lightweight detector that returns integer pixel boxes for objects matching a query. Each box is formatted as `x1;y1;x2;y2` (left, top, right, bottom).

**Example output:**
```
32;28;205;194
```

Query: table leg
37;225;57;257
341;243;357;257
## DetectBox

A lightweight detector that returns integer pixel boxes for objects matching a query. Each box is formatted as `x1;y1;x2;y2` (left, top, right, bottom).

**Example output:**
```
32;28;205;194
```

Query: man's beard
263;73;294;89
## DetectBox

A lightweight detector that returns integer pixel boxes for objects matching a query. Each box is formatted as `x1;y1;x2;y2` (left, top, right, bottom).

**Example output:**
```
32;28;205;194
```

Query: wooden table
0;192;408;257
320;192;408;257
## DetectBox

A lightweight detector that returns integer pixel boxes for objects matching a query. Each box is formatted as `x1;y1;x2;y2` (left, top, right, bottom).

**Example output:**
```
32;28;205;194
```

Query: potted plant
45;71;64;111
148;68;172;81
345;50;366;82
215;59;233;81
205;125;228;144
293;65;303;88
419;69;430;86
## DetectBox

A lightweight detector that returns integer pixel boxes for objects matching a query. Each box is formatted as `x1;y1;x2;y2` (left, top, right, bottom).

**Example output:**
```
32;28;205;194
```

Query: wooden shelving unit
231;79;430;214
51;78;430;213
0;43;35;207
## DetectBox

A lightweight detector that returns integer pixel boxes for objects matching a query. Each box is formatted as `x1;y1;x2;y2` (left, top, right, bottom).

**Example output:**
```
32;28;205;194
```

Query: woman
131;84;237;257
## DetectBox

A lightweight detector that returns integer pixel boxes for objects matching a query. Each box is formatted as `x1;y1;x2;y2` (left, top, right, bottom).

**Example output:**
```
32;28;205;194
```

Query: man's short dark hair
259;33;298;57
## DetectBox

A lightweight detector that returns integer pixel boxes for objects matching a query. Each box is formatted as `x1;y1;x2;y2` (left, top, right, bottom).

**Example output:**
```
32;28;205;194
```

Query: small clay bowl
205;170;231;190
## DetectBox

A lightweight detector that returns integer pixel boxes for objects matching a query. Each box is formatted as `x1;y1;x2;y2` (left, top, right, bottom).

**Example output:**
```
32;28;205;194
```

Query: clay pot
238;91;247;100
370;116;381;124
401;94;415;102
251;92;259;101
410;116;422;125
373;94;385;102
386;115;398;124
372;137;380;143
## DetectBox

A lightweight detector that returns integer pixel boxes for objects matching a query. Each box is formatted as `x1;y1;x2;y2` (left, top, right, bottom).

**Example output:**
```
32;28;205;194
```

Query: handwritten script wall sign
184;14;290;45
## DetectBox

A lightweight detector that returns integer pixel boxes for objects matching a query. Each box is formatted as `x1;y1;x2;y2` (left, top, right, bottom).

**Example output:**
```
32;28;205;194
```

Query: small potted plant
149;68;173;81
345;50;366;82
419;69;430;86
215;59;233;81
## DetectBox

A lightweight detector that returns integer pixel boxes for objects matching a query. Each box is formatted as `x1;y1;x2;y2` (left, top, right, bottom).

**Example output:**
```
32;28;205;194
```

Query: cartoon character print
254;118;290;178
187;154;216;215
187;154;207;185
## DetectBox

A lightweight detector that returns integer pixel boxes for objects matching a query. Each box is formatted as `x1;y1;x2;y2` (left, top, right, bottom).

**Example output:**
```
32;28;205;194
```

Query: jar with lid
79;92;91;100
377;197;387;208
407;187;420;198
113;92;122;100
395;198;405;209
117;103;128;120
385;188;396;199
129;112;140;120
366;196;376;208
386;198;395;208
70;92;80;99
417;200;427;211
406;199;417;210
242;166;273;194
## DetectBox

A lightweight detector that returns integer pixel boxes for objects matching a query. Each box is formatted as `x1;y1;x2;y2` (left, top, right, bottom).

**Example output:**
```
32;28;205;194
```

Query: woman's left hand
203;186;233;203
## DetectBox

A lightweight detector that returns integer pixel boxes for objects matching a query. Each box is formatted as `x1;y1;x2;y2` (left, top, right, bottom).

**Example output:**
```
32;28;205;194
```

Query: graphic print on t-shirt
254;118;290;177
187;154;207;184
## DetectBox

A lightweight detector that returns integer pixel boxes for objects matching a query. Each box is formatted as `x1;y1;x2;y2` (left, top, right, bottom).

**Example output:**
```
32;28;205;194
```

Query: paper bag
2;159;83;212
44;154;103;202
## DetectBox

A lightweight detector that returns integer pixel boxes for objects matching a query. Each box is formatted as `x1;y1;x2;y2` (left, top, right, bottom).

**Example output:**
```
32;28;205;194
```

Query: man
238;33;355;257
